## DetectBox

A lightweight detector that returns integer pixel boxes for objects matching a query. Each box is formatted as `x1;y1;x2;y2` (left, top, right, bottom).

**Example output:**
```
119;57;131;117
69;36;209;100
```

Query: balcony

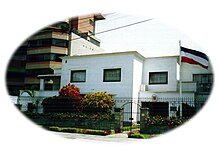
140;82;197;92
34;90;59;97
28;31;68;41
177;82;197;92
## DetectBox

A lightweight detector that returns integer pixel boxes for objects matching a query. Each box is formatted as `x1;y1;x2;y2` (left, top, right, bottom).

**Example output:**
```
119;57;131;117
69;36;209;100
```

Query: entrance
120;101;141;130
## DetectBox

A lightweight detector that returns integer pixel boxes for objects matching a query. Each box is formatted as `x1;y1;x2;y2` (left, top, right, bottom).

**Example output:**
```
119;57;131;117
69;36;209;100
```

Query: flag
180;46;209;69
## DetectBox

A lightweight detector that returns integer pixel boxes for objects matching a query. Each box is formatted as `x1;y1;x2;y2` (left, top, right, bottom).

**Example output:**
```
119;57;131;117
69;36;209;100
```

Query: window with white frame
149;72;168;84
103;68;121;82
70;70;86;82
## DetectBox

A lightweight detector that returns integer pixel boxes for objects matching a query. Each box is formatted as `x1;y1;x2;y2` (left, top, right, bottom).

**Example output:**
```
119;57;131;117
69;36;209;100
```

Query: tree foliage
82;92;115;114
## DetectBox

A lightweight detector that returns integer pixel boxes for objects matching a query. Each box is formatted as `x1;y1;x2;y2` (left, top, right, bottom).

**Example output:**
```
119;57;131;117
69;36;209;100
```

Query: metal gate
120;101;141;131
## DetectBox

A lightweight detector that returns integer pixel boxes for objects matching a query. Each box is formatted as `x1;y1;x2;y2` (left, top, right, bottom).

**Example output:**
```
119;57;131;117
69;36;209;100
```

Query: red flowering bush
42;84;83;113
59;83;80;97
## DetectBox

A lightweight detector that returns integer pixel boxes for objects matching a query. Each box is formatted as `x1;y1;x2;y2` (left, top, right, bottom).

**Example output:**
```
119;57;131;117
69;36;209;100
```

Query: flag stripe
181;56;208;69
181;46;208;61
181;51;208;67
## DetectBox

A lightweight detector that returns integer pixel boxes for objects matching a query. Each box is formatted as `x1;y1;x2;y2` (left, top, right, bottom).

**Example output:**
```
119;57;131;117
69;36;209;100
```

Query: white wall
132;56;144;99
181;61;213;82
142;56;178;92
139;91;194;99
131;56;144;121
70;33;104;56
61;52;143;98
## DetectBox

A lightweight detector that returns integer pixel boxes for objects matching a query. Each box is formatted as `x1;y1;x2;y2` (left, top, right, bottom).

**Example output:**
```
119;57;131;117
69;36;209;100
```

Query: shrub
24;112;114;122
82;92;115;114
42;96;83;113
42;84;83;113
48;126;114;135
145;116;188;127
59;83;80;97
128;133;145;139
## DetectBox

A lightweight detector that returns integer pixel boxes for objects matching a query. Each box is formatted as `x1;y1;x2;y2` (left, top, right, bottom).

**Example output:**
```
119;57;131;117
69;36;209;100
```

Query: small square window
103;68;121;82
149;72;168;84
70;70;86;82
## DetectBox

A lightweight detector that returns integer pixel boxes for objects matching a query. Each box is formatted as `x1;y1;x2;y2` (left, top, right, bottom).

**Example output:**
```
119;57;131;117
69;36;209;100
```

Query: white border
1;0;219;150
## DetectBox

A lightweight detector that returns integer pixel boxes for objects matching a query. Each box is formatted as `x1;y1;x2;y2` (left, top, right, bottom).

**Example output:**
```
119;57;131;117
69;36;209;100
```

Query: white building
19;50;213;118
60;51;212;98
60;51;144;99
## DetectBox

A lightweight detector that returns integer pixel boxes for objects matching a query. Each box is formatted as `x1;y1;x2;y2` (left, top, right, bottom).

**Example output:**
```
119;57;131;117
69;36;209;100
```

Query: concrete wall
70;33;104;56
131;56;144;121
181;61;213;82
132;56;144;99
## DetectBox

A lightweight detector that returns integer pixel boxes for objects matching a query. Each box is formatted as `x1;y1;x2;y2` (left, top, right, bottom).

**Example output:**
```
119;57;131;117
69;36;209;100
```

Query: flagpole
179;40;183;118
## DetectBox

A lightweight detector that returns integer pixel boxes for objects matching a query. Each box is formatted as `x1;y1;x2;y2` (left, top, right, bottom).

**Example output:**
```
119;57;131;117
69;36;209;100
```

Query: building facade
18;50;213;118
6;14;105;95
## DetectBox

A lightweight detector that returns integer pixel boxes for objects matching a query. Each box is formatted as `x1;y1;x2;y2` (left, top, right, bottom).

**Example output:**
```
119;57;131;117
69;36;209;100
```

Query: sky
95;13;204;57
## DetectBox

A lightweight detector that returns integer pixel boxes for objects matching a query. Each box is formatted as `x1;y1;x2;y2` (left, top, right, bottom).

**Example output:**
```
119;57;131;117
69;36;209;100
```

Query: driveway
50;131;140;142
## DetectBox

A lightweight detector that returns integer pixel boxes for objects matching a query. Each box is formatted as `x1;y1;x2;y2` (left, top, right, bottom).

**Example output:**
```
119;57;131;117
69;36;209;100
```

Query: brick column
140;108;149;133
114;108;124;132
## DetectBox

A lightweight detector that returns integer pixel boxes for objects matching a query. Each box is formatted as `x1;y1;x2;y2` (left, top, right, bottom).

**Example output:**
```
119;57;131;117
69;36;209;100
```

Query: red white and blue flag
180;46;209;69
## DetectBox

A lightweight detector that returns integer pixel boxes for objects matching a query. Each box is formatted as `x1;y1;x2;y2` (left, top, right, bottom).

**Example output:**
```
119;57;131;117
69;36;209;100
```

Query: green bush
23;112;114;121
128;131;158;139
82;92;115;114
48;126;114;135
42;96;83;113
128;133;145;139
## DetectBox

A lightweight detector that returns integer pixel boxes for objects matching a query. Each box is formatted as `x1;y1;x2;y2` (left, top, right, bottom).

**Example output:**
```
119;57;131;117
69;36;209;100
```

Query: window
103;68;121;82
149;72;168;84
52;39;68;47
89;19;95;26
26;69;53;76
193;74;213;92
26;53;65;62
28;38;68;48
70;70;86;82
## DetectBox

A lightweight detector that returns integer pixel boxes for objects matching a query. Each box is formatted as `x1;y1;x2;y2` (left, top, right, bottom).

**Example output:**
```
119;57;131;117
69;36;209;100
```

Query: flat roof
61;51;146;60
61;50;179;61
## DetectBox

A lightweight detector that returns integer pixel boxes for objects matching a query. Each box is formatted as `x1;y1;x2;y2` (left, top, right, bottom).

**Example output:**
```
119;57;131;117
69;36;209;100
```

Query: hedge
47;126;115;135
23;112;114;121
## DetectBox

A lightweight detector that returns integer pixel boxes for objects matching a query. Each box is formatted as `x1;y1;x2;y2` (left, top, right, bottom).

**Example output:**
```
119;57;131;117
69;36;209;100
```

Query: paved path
50;131;139;142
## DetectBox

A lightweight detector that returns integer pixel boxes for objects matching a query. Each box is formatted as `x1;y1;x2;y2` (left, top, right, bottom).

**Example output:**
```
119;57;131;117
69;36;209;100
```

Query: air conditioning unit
140;84;147;91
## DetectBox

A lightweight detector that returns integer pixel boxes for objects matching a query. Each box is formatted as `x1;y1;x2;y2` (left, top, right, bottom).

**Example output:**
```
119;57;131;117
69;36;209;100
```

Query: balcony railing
140;82;197;92
177;82;197;92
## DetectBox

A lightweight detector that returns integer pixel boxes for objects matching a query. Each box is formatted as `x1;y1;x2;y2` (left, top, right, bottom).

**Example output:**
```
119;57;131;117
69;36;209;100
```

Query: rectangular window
28;38;68;48
193;74;213;92
149;72;168;84
89;19;95;26
52;39;68;47
103;68;121;82
70;70;86;82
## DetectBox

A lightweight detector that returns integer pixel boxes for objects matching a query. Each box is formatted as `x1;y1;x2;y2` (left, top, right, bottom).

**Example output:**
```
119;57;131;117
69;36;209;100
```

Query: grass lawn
127;130;159;139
